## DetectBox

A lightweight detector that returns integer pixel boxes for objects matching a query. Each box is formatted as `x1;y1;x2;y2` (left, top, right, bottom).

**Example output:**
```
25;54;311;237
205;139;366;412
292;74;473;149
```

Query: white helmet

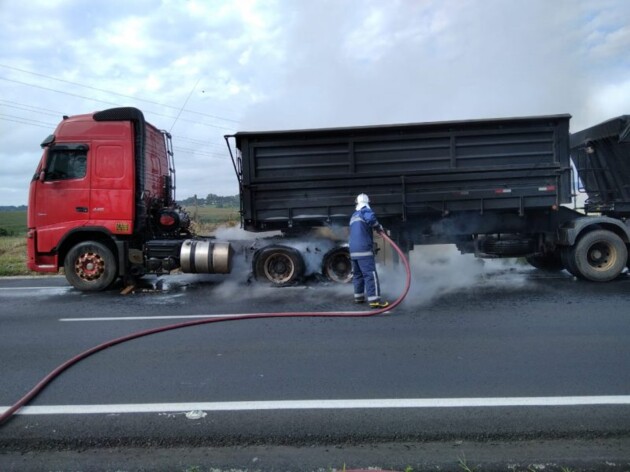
355;193;370;211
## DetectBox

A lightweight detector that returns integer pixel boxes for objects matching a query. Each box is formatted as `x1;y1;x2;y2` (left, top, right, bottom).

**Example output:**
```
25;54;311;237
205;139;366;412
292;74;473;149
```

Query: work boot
369;300;390;308
354;295;365;304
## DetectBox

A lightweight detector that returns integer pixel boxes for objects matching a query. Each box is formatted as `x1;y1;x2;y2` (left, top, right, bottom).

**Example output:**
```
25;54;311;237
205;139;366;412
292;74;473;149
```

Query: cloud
1;0;629;205
243;0;588;128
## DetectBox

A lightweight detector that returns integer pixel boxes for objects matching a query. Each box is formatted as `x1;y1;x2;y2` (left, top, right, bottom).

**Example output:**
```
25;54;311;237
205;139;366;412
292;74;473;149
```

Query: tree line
177;194;239;208
0;196;239;211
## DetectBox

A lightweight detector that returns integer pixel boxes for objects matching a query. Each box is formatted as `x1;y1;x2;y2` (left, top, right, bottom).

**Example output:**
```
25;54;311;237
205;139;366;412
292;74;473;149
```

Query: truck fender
557;216;630;246
56;227;117;267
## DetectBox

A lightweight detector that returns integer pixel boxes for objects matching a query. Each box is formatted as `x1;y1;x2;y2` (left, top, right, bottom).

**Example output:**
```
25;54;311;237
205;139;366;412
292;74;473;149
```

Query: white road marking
59;312;366;321
3;396;630;415
0;286;66;291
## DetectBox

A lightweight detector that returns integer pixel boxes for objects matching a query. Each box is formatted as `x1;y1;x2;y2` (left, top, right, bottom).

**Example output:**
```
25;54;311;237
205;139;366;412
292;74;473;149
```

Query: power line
0;116;231;161
0;113;57;129
0;100;234;146
173;146;227;159
0;63;239;123
0;99;62;116
170;78;200;132
171;134;227;150
0;116;231;158
0;102;60;117
0;76;236;131
0;112;230;156
0;117;51;128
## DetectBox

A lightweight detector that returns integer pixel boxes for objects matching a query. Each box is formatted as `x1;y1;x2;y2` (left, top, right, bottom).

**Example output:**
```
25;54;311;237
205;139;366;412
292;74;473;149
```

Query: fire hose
0;231;411;426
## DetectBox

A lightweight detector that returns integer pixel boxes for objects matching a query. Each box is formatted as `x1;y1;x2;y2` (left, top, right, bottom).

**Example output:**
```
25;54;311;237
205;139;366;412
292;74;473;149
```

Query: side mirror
38;171;46;183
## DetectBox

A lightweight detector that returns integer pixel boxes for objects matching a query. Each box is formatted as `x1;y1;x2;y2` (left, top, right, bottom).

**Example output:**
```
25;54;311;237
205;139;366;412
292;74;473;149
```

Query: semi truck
26;107;630;291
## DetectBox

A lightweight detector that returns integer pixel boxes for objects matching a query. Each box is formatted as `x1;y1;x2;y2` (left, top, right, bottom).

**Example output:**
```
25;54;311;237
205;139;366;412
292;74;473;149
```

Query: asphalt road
1;252;629;470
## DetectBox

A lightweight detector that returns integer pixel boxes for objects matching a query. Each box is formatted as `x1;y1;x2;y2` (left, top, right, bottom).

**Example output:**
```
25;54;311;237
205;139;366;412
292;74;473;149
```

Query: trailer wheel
322;247;352;283
568;230;627;282
560;247;581;278
64;241;118;291
525;252;564;272
254;245;304;285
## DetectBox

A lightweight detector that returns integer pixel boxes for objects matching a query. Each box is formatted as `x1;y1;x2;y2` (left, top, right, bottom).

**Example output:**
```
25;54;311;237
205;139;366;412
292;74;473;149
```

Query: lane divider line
3;396;630;415
0;287;67;291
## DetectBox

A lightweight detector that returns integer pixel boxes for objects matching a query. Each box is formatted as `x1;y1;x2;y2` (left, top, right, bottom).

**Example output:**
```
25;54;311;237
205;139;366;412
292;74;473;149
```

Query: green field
0;210;27;236
184;205;240;226
0;207;239;276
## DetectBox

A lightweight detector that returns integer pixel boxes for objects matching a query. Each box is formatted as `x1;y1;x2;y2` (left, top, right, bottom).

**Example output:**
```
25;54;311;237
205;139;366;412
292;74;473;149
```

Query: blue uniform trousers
352;256;381;302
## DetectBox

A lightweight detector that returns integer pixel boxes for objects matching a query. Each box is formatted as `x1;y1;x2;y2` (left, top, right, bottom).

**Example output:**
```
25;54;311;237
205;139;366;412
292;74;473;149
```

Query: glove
375;224;385;234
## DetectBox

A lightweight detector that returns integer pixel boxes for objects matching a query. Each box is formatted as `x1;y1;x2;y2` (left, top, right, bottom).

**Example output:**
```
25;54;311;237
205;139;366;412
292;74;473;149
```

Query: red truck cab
27;107;176;290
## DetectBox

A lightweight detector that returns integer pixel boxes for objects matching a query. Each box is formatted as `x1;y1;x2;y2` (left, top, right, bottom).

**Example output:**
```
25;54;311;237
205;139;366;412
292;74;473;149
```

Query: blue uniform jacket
349;206;380;259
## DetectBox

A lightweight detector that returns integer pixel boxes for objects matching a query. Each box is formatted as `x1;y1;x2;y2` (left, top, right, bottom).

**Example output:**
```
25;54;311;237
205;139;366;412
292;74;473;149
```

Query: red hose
0;232;411;425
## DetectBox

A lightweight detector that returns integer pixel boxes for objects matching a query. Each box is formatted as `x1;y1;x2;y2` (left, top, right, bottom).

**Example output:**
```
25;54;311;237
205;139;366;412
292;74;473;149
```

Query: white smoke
212;225;281;241
197;241;532;309
380;244;532;307
167;225;533;308
212;224;346;277
199;226;343;301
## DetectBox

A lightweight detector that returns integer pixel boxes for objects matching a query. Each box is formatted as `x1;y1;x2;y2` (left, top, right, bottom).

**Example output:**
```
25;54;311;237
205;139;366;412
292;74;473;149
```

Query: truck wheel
525;252;564;271
560;247;581;278
254;245;304;285
64;241;118;291
569;230;628;282
322;247;352;283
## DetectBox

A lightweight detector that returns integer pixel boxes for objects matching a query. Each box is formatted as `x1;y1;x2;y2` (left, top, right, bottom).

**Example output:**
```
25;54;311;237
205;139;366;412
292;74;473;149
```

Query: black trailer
228;114;572;231
226;113;630;283
570;115;630;215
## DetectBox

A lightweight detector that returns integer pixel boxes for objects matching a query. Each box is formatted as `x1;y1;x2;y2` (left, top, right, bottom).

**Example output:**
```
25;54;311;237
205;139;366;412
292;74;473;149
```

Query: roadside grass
0;236;30;276
0;210;29;276
458;454;478;472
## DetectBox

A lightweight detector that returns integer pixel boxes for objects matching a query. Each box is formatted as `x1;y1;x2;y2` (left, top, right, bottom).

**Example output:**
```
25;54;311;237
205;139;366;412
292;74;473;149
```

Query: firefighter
349;193;389;308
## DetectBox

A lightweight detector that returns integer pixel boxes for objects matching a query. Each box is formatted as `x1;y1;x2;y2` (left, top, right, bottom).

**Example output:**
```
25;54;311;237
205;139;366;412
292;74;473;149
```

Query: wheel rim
74;251;106;282
263;253;295;284
586;241;617;271
324;252;352;283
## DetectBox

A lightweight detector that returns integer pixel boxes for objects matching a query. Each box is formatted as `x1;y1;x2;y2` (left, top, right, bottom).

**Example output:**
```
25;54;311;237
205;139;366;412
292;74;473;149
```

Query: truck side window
45;149;87;181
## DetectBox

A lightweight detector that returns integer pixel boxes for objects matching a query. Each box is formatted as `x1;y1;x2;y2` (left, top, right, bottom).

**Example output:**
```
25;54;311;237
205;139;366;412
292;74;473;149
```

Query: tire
322;247;352;283
560;247;581;278
568;230;628;282
64;241;118;291
253;245;304;285
525;252;564;271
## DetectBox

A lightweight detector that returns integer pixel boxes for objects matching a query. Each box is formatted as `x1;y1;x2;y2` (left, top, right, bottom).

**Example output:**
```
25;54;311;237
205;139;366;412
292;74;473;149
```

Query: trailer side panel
235;115;572;231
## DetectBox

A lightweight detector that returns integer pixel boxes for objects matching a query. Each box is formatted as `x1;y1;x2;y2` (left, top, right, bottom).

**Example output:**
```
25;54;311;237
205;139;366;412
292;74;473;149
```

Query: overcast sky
1;0;629;206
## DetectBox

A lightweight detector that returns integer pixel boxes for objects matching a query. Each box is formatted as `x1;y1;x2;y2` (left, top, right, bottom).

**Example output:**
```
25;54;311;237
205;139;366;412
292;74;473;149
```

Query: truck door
33;144;90;253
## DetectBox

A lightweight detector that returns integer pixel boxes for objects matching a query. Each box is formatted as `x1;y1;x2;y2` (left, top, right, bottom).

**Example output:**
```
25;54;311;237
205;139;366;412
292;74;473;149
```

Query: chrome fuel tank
180;240;233;274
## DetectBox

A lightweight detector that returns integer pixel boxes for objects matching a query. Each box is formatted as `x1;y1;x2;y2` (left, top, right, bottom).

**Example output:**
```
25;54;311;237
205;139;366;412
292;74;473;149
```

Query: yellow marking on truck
115;222;130;233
